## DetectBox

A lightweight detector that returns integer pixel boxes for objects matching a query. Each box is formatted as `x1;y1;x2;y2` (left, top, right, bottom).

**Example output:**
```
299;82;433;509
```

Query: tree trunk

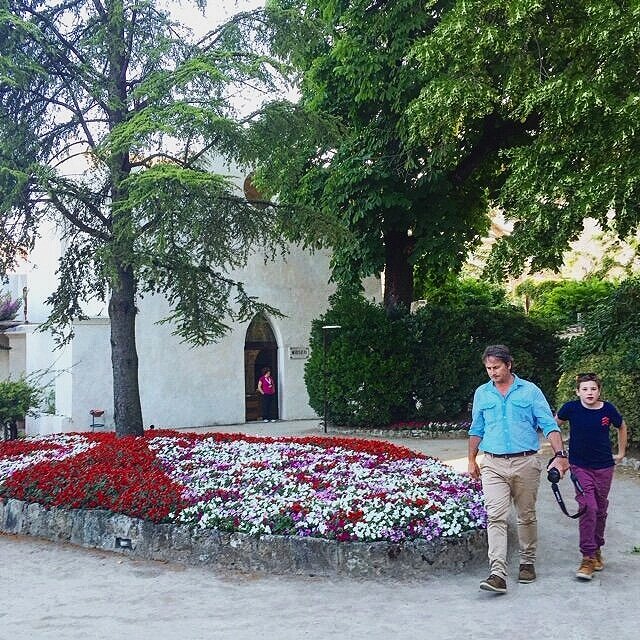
109;264;144;436
383;228;415;311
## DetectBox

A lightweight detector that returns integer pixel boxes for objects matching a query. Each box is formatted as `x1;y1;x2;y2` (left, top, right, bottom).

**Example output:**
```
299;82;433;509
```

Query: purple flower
0;293;22;322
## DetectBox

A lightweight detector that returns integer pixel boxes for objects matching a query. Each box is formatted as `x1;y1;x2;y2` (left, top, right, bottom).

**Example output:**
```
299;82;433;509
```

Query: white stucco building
0;180;381;435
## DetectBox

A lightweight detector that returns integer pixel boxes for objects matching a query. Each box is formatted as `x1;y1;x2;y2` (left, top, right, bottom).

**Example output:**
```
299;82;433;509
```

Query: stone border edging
620;455;640;473
0;498;487;579
327;427;469;440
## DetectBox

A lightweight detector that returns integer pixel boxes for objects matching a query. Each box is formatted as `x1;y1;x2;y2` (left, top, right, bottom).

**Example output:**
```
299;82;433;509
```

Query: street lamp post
322;325;341;434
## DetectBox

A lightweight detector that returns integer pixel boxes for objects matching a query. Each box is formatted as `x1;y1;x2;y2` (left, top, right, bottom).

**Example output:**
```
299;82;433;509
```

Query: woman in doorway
257;367;277;422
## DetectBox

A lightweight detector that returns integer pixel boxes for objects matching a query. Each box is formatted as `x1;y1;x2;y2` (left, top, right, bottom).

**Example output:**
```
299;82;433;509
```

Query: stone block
24;502;47;537
289;535;339;576
2;499;26;533
49;506;74;541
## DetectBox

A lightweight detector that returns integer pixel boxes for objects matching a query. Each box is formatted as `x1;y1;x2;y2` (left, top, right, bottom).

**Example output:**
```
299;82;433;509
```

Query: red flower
0;440;62;457
1;433;187;522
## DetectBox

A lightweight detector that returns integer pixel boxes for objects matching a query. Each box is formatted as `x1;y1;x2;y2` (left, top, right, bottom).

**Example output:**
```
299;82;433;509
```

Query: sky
165;0;296;112
166;0;265;38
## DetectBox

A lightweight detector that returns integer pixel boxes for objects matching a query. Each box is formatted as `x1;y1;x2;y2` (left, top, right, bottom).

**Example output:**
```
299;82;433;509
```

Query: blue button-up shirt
469;374;559;454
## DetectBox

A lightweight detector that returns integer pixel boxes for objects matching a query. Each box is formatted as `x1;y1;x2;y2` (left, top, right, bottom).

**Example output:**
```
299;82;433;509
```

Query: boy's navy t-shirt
556;400;623;469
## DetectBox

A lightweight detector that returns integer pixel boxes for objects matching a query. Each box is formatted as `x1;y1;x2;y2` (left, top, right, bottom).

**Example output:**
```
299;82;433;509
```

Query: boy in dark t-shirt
556;373;627;581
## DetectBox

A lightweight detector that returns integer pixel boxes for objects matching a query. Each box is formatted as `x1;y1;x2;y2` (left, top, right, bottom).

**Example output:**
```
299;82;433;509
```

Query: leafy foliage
515;278;616;330
252;0;494;308
305;291;415;427
415;276;508;308
408;0;640;278
408;302;561;418
0;376;43;423
561;278;640;368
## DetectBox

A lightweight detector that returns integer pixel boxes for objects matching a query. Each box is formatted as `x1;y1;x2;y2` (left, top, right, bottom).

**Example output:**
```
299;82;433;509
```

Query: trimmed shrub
561;278;640;369
403;305;477;419
415;276;508;308
0;377;43;423
306;292;561;427
305;293;414;428
407;303;561;419
0;376;43;439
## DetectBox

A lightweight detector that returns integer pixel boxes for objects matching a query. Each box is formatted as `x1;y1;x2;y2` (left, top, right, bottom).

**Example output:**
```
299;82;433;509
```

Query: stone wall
0;498;487;579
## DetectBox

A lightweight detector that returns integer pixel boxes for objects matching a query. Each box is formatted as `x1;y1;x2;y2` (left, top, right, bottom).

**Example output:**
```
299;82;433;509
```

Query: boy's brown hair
575;372;602;389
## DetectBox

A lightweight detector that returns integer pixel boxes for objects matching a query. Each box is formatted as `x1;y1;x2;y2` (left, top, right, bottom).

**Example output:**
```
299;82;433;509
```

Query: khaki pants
480;453;543;579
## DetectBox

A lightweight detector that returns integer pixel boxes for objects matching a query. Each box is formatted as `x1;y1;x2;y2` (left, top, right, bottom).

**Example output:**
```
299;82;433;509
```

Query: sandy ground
1;419;639;640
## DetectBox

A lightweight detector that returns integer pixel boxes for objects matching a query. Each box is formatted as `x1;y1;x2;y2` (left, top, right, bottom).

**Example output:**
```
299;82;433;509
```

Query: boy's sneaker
576;556;596;580
479;574;507;594
263;419;269;423
594;549;604;571
518;564;536;583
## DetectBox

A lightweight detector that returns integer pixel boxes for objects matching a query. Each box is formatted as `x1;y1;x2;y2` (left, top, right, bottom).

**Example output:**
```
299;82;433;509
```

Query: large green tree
250;0;531;309
0;0;283;436
408;0;640;277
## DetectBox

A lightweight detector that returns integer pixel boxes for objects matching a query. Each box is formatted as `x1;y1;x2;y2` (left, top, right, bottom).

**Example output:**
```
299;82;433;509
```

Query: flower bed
0;431;485;544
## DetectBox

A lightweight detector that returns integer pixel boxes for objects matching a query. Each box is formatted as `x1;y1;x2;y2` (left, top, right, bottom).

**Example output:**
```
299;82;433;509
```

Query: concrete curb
0;498;487;579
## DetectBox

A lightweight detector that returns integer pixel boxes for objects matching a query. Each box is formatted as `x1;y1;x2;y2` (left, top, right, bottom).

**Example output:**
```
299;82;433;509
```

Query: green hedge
561;277;640;369
406;304;561;419
305;292;561;427
305;294;414;427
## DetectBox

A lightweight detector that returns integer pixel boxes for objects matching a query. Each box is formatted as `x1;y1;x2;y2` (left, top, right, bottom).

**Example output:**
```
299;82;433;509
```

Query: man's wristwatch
554;450;568;459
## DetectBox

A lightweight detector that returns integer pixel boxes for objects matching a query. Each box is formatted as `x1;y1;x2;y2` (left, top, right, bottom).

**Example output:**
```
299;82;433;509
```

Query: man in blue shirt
468;344;569;594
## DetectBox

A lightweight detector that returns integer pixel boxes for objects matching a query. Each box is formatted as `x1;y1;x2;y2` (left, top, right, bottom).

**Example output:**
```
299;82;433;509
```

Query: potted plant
0;377;43;440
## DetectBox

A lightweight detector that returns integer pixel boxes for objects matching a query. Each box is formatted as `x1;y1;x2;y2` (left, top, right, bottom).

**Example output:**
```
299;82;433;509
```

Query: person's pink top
259;374;275;395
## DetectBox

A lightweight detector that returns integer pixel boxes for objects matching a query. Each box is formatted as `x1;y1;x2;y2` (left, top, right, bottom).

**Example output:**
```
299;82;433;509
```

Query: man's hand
547;455;570;477
468;459;481;480
467;435;482;480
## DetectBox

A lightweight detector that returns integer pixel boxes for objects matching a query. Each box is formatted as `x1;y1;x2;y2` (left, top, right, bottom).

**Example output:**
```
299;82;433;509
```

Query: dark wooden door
244;315;279;422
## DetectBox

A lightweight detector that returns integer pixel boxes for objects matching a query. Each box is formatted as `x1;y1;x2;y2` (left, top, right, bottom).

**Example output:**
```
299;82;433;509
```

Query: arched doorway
244;314;278;422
